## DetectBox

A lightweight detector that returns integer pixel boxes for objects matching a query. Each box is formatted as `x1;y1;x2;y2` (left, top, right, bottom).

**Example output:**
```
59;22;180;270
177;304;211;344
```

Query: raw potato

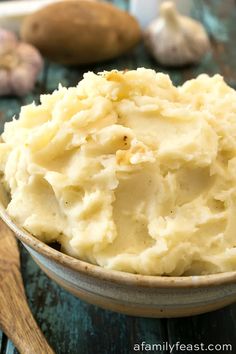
21;0;141;65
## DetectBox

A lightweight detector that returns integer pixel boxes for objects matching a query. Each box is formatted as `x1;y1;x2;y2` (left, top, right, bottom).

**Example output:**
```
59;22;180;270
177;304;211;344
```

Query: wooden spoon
0;218;54;354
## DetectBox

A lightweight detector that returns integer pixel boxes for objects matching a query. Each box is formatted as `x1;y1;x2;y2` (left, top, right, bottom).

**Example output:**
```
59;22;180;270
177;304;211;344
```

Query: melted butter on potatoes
1;68;236;275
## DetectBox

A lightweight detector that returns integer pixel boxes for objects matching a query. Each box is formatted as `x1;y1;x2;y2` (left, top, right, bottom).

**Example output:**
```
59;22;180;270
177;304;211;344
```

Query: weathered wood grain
0;220;54;354
166;305;236;351
193;0;236;87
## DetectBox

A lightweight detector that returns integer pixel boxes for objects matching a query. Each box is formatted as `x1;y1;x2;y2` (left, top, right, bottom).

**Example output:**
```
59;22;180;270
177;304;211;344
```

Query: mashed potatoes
1;68;236;276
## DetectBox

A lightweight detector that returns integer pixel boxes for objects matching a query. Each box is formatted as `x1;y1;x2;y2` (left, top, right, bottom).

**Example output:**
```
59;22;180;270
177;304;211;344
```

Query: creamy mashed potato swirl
1;68;236;276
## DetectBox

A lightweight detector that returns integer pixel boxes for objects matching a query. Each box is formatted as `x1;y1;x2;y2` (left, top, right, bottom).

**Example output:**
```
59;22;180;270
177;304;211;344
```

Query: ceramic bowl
0;185;236;318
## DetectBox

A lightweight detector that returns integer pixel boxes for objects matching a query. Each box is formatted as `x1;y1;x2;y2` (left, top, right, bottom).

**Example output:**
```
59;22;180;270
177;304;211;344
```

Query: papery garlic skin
144;1;210;67
0;28;43;96
17;43;43;75
0;29;17;56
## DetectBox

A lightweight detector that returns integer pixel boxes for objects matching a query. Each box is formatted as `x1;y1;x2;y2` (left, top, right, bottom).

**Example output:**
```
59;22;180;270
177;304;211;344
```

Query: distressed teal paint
0;98;21;134
0;332;2;352
5;340;15;354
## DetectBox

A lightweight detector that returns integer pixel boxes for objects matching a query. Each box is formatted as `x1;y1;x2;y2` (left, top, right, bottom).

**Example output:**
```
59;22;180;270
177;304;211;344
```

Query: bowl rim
1;205;236;289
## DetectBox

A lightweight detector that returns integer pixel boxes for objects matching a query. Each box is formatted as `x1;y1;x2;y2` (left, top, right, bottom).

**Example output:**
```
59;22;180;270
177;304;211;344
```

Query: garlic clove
0;69;11;95
10;65;38;96
144;1;210;67
0;28;43;96
17;42;43;75
159;1;180;27
0;28;18;55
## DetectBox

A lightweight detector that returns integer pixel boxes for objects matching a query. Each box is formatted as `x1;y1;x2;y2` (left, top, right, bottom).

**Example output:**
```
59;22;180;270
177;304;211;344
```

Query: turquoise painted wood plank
106;0;128;11
0;98;21;133
5;340;16;354
133;318;168;354
193;0;236;87
0;333;9;354
110;0;128;11
46;63;77;92
0;332;3;352
191;307;236;347
198;0;234;42
167;305;236;351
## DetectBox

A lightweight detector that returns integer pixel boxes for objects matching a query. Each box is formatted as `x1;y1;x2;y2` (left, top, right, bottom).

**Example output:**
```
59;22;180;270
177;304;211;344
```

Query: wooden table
1;1;236;353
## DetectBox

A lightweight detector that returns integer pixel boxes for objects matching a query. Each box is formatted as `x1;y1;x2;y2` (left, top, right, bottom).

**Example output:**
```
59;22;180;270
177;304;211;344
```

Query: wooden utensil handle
0;268;54;354
0;223;54;354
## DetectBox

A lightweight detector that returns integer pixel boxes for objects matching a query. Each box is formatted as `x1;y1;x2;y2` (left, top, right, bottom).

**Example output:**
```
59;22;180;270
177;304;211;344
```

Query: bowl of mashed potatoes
0;68;236;317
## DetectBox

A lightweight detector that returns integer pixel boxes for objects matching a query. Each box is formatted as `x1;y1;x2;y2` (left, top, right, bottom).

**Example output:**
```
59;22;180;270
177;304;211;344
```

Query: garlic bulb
0;28;43;96
144;1;210;67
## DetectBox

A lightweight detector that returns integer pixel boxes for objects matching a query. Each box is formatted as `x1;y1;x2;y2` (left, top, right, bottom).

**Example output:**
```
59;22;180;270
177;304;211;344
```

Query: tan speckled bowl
0;185;236;318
